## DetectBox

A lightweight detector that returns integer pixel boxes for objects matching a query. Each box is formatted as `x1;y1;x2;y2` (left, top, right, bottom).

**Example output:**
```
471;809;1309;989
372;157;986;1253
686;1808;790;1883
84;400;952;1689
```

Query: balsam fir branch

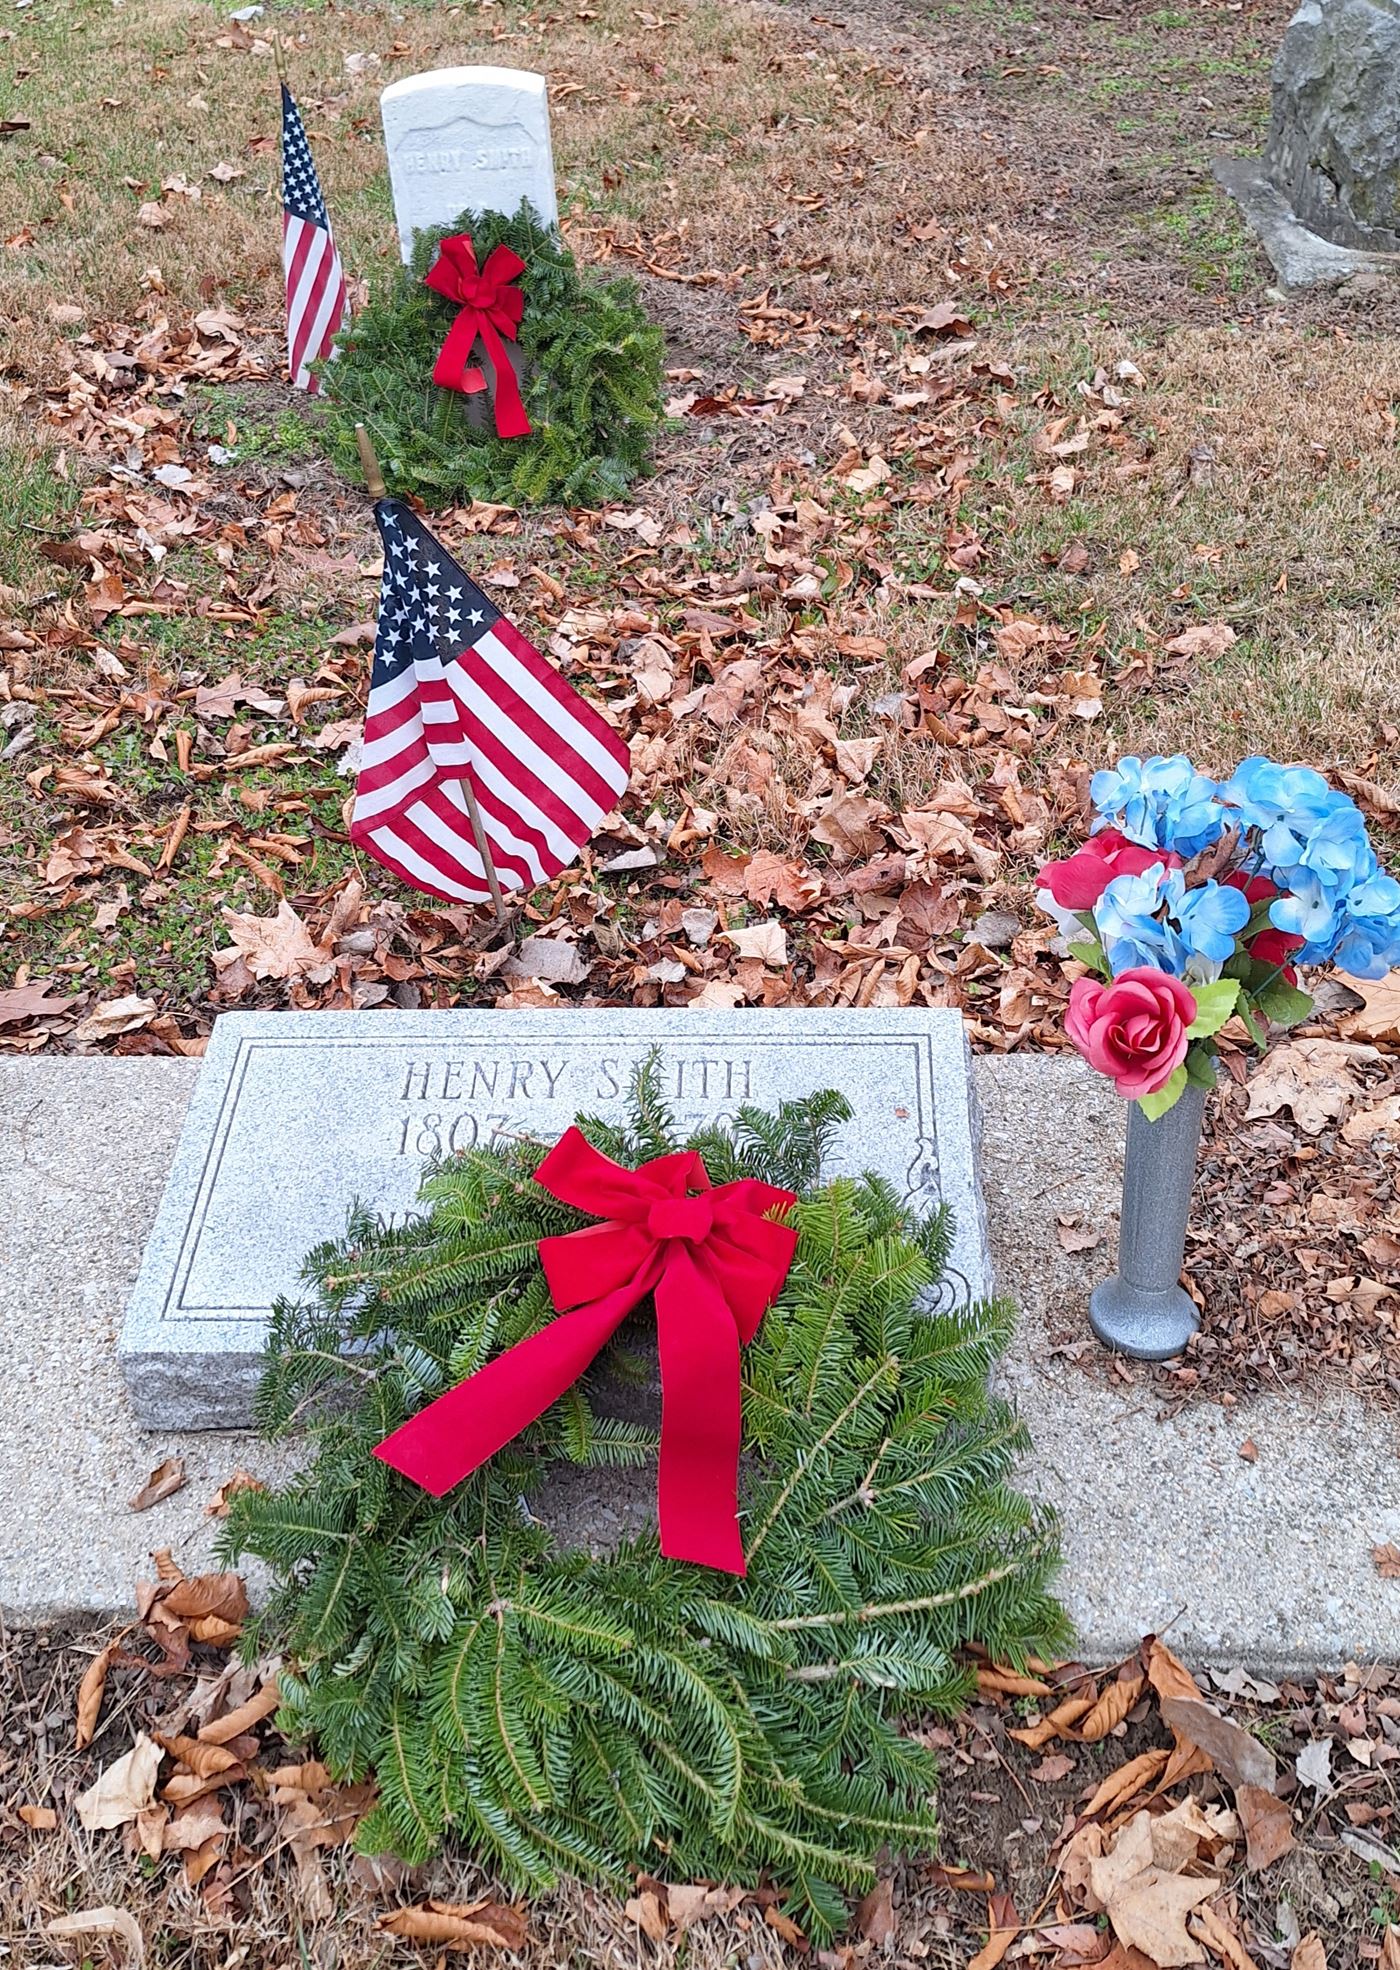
224;1063;1065;1941
317;202;665;507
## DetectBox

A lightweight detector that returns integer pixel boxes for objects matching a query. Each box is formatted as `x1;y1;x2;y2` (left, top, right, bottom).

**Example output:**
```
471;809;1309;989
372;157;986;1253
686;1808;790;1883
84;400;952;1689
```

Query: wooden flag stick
354;422;387;497
460;776;509;923
353;424;509;924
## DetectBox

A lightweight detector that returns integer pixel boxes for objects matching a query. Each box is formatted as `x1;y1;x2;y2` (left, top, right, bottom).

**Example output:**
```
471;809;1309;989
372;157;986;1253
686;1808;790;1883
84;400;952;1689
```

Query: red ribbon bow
373;1127;798;1574
424;232;532;439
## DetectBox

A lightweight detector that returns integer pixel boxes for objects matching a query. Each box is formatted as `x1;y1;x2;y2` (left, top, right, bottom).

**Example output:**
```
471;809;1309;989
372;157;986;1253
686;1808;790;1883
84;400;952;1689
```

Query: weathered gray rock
1216;0;1400;288
118;1009;990;1429
1265;0;1400;252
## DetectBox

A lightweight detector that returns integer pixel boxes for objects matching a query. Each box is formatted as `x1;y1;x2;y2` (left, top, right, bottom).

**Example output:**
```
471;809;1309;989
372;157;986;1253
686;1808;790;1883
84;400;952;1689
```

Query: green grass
0;426;80;596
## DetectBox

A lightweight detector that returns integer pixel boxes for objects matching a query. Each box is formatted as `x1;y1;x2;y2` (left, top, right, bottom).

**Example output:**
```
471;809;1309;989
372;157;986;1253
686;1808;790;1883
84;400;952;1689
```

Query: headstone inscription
380;66;559;266
119;1009;992;1429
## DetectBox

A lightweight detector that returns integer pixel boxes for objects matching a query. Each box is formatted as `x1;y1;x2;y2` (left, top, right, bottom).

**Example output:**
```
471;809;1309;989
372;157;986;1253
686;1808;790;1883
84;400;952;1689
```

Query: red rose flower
1064;966;1197;1100
1038;829;1183;913
1225;872;1303;982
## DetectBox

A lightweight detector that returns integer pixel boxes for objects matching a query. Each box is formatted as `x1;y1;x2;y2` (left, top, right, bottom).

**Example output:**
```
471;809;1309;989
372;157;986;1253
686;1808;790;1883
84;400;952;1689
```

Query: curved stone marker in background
1216;0;1400;290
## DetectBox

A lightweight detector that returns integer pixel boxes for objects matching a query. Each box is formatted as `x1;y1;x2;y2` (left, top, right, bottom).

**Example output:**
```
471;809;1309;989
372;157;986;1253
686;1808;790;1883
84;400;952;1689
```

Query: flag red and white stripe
351;500;631;904
281;84;347;393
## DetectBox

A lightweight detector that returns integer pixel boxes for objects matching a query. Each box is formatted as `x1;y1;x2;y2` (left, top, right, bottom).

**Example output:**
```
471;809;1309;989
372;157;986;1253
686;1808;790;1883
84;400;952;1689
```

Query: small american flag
281;84;347;393
351;500;631;904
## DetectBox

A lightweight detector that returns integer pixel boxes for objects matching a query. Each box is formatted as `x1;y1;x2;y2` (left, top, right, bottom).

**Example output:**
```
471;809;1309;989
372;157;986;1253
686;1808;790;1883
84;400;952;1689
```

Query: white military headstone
119;1008;992;1428
380;65;559;264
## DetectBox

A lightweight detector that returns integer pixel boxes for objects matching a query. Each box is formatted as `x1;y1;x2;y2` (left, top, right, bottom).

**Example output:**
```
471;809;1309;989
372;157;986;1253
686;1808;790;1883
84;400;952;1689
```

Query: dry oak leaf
217;900;328;982
1237;1784;1296;1871
855;1877;896;1945
810;788;889;862
1373;1542;1400;1578
1087;1811;1218;1967
1243;1039;1377;1135
77;1732;162;1830
1148;1797;1238;1873
74;994;159;1043
129;1455;187;1512
48;1907;145;1967
19;1803;59;1829
625;1890;668;1942
1339;970;1400;1045
1342;1096;1400;1145
1291;1938;1327;1970
1382;1928;1400;1970
378;1899;528;1951
1163;622;1236;660
0;979;78;1026
726;920;788;967
664;1883;747;1932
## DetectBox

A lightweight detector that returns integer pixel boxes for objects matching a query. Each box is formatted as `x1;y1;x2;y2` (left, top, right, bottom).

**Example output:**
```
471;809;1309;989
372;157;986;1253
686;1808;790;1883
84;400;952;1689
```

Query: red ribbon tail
654;1248;746;1574
374;1291;633;1496
432;308;487;395
476;318;532;439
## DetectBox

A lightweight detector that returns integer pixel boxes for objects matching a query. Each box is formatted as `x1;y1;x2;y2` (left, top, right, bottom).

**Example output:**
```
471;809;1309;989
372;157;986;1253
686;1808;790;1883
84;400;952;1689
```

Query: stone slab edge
1214;155;1400;289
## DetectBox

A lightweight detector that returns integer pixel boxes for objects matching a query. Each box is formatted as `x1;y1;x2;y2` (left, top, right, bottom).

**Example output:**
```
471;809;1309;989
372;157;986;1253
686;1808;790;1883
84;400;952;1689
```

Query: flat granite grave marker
119;1009;991;1428
380;65;559;265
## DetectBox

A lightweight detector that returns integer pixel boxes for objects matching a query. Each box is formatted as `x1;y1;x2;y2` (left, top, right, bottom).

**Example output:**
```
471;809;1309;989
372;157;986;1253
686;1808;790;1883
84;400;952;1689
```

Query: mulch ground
4;1586;1396;1968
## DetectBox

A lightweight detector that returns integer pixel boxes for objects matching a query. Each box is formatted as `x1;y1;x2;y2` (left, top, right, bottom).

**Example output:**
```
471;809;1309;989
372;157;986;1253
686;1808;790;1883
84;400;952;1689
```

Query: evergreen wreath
225;1063;1065;1940
319;202;665;507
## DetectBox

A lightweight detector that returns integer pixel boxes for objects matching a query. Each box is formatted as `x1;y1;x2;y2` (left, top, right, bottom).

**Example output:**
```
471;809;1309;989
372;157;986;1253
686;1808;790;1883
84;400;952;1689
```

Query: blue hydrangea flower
1092;864;1187;976
1321;870;1400;980
1090;755;1228;858
1169;873;1251;963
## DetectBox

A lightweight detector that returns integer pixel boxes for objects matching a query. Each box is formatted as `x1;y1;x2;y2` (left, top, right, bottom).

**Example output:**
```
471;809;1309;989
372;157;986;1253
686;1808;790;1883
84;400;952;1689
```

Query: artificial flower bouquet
1037;755;1400;1120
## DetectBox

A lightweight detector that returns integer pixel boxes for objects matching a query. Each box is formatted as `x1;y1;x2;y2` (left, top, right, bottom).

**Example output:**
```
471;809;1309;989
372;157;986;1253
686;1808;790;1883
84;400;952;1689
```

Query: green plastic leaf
1254;982;1313;1028
1184;1045;1218;1089
1067;939;1107;973
1136;1066;1188;1122
1236;998;1268;1050
1185;979;1239;1040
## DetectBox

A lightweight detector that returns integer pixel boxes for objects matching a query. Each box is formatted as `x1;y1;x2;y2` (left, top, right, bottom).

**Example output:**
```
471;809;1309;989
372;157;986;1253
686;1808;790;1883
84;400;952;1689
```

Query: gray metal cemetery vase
1089;1082;1207;1361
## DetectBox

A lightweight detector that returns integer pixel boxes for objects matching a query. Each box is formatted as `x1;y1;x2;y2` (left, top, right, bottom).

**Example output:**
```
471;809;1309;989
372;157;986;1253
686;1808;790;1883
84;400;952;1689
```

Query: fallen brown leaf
48;1906;145;1966
1088;1811;1217;1967
1339;971;1400;1044
76;1733;162;1830
198;1675;281;1743
377;1899;528;1951
128;1455;187;1512
76;1641;118;1749
1237;1783;1296;1871
1080;1673;1145;1742
0;980;78;1026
